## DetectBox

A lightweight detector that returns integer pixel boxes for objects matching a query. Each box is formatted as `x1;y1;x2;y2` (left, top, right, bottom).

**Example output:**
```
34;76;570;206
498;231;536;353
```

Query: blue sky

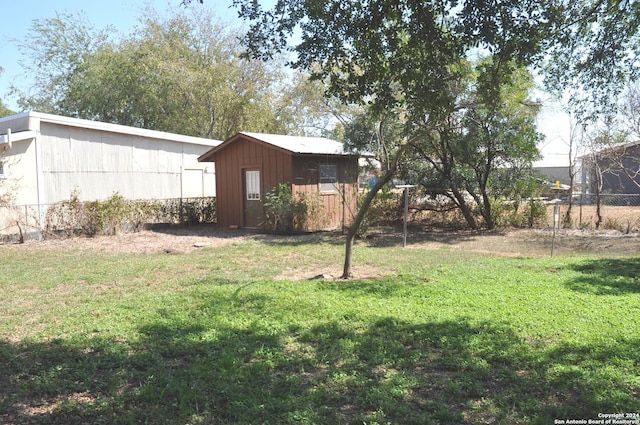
0;0;239;111
0;0;570;166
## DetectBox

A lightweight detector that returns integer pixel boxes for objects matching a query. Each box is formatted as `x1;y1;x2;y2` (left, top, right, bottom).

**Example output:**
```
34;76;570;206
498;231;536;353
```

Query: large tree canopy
224;0;640;272
234;0;543;119
13;7;341;139
397;62;543;230
229;0;640;119
14;12;113;114
221;0;560;275
544;0;640;117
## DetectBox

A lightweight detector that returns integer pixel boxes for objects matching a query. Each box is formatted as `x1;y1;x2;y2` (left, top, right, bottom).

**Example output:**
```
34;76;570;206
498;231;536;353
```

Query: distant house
580;141;640;196
533;165;573;187
198;132;361;230
0;111;220;207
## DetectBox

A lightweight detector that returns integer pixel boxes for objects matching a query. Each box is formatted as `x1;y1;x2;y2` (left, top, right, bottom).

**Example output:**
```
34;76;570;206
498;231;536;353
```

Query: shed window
320;164;338;193
246;170;261;200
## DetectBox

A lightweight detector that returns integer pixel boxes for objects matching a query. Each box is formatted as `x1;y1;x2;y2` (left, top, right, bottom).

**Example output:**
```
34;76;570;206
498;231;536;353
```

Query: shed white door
243;169;262;228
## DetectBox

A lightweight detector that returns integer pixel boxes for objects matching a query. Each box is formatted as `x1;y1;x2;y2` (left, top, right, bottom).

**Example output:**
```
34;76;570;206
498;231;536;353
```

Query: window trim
319;163;338;193
245;169;261;201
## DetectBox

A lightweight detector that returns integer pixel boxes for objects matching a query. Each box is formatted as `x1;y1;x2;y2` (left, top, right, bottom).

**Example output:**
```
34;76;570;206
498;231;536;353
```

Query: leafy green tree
0;101;13;119
0;68;14;118
377;61;542;230
13;7;339;139
544;0;640;119
229;0;640;139
228;0;552;276
14;12;114;114
276;72;359;137
343;112;415;276
0;105;12;119
456;63;542;229
15;9;278;138
582;119;628;229
78;9;286;138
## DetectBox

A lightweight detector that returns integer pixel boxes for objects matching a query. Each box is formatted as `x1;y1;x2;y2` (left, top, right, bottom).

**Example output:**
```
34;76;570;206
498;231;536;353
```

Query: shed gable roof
241;132;349;154
198;132;358;162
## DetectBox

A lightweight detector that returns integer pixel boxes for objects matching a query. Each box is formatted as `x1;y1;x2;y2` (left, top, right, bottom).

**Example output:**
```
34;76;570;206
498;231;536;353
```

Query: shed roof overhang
198;131;366;163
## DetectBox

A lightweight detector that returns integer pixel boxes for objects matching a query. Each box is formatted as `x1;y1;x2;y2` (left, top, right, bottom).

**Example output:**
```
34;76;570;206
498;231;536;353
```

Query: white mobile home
0;112;220;206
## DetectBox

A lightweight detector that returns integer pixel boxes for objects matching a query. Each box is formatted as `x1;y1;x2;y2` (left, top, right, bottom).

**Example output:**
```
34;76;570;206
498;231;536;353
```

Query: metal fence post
579;193;583;228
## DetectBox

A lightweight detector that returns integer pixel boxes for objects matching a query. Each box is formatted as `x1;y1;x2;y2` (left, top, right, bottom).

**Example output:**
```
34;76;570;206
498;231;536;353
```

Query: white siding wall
38;123;215;203
181;164;216;198
2;137;39;206
0;113;218;239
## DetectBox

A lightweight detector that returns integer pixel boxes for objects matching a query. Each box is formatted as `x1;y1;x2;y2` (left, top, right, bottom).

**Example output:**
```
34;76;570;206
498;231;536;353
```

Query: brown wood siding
291;155;359;230
209;134;359;230
213;136;293;228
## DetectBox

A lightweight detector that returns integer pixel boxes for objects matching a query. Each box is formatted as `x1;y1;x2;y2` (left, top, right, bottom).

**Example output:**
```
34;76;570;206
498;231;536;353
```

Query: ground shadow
357;225;487;248
148;223;490;249
2;313;638;424
252;231;346;247
148;223;255;239
239;225;486;249
567;257;640;295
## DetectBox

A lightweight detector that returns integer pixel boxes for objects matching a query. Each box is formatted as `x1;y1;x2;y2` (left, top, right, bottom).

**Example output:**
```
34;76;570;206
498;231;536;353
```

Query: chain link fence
3;193;639;243
547;193;640;232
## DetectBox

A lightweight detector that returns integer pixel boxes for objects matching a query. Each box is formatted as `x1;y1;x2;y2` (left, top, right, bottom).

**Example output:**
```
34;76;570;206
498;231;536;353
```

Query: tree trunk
563;133;576;227
451;189;478;230
563;189;574;228
341;167;396;278
341;142;412;279
481;190;495;230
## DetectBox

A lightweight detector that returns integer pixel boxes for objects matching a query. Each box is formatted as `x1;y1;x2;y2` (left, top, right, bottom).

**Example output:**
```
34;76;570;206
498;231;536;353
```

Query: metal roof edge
198;132;372;162
239;131;363;156
577;139;640;160
0;111;31;122
1;111;222;147
239;132;300;154
197;133;247;162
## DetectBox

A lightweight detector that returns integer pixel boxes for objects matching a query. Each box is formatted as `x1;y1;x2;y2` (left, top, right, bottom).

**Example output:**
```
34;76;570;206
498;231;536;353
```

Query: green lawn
0;233;639;424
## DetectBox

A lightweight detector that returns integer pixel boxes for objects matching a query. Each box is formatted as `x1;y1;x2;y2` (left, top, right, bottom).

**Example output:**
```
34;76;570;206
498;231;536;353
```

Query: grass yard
0;231;639;424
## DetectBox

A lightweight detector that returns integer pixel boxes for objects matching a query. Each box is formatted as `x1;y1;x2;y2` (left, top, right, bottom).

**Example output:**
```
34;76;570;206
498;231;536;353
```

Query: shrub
602;216;624;232
44;192;215;238
263;184;296;232
497;198;547;228
524;199;548;228
294;191;330;231
263;184;332;232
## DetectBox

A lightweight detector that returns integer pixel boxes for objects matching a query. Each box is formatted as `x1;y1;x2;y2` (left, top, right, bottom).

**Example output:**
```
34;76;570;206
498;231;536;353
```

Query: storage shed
198;132;361;230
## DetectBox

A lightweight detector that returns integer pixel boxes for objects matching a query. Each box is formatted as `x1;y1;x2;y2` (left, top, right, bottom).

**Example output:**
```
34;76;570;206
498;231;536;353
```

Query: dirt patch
482;228;640;257
363;227;640;257
5;225;256;255
3;224;640;258
278;264;383;282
